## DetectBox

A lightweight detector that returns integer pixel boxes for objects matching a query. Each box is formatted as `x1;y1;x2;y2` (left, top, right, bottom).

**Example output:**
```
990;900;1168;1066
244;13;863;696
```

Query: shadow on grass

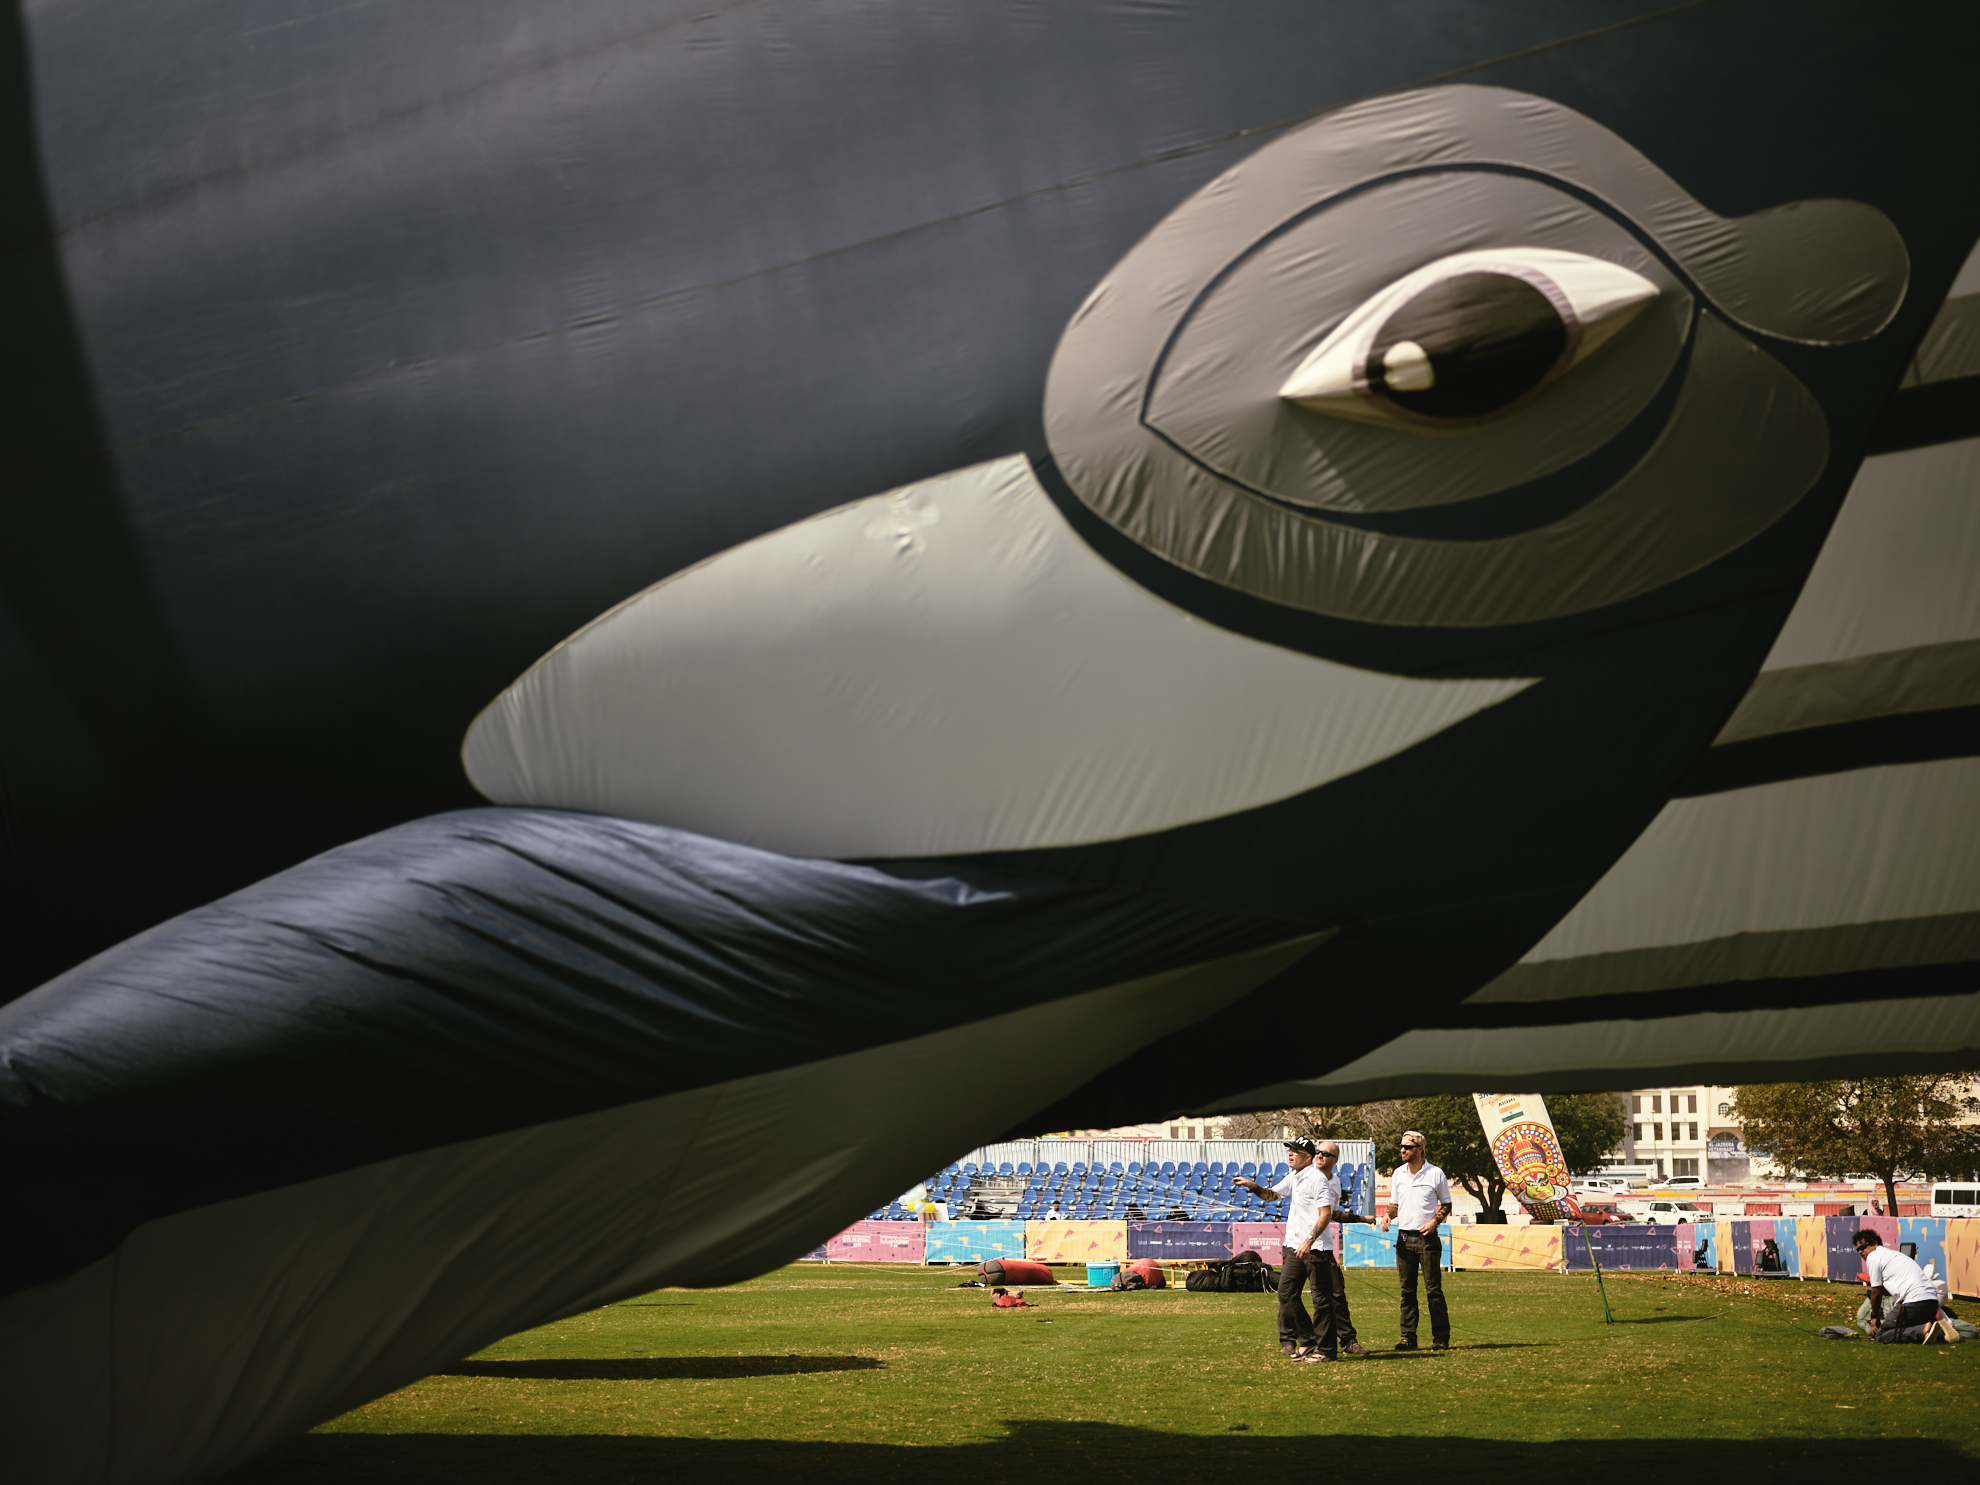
1609;1315;1717;1325
221;1424;1973;1484
438;1356;882;1381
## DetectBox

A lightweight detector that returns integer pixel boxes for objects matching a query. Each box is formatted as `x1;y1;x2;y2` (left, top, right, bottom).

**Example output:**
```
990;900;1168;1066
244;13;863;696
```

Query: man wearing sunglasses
1380;1130;1452;1351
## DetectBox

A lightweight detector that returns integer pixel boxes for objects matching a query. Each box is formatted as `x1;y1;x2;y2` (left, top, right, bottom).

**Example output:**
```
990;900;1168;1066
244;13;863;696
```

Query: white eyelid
1279;248;1660;429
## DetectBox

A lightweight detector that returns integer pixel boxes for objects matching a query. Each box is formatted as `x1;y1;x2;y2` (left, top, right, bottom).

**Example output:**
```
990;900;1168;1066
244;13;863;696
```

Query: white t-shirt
1270;1163;1336;1250
1864;1245;1935;1306
1391;1161;1451;1231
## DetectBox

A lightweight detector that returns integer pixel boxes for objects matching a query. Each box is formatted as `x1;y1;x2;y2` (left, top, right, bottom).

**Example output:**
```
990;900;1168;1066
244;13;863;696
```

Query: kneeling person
1857;1230;1943;1343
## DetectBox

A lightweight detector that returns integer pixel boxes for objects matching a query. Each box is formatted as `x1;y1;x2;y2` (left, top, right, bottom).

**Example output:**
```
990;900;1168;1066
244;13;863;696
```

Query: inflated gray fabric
1044;85;1896;622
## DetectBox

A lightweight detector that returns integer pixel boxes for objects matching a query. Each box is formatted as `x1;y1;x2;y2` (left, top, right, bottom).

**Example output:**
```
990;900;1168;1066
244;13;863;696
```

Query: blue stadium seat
1054;1162;1069;1177
1273;1162;1289;1178
997;1162;1014;1177
1240;1161;1257;1179
1017;1162;1032;1176
1071;1161;1087;1176
1127;1162;1142;1177
1160;1161;1176;1179
963;1162;978;1175
1108;1161;1124;1175
1208;1161;1224;1177
868;1209;886;1220
1193;1161;1208;1175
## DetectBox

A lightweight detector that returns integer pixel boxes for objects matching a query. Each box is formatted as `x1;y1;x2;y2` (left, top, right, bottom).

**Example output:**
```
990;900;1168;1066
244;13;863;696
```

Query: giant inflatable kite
2;2;1976;1479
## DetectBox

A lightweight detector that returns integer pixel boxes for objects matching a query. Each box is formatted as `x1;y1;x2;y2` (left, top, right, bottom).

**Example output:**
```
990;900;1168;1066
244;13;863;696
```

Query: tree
1731;1075;1980;1213
1215;1102;1408;1146
1386;1093;1627;1220
1218;1092;1627;1219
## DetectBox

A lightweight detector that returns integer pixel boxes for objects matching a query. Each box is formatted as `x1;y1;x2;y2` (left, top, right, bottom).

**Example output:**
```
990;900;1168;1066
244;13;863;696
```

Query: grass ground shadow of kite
438;1354;881;1381
223;1425;1972;1484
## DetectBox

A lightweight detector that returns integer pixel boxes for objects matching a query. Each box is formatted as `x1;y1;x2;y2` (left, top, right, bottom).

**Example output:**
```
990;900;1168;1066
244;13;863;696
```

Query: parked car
1576;1203;1629;1225
1642;1200;1709;1224
1662;1175;1704;1188
1576;1177;1624;1193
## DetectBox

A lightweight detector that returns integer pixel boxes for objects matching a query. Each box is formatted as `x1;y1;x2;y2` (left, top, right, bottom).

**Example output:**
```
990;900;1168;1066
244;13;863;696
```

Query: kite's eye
1279;248;1659;432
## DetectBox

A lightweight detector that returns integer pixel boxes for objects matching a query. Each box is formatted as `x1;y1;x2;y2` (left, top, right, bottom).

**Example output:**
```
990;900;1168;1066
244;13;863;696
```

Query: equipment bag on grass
1184;1250;1271;1292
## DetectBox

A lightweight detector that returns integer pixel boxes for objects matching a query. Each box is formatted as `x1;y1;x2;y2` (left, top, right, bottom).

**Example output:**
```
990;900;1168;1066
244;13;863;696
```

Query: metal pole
1581;1224;1615;1324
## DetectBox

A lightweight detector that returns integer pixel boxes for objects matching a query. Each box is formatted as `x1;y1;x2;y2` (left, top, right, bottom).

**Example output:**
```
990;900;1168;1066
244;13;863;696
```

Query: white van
1930;1182;1980;1218
1642;1200;1709;1225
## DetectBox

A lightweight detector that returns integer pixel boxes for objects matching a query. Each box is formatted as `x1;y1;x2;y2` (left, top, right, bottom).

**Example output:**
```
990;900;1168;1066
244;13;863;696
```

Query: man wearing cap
1380;1130;1452;1351
1855;1229;1950;1343
1236;1137;1337;1361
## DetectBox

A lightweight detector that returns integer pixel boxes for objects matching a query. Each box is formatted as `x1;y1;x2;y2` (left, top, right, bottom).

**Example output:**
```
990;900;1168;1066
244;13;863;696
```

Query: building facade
1607;1084;1752;1181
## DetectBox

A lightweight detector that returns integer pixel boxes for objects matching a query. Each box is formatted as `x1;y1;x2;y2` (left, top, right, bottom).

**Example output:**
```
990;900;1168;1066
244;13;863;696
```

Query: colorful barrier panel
826;1220;924;1263
1230;1222;1285;1257
1026;1220;1127;1265
1771;1218;1801;1277
1899;1216;1948;1282
1454;1225;1563;1271
1749;1217;1777;1273
1946;1218;1980;1301
1126;1222;1233;1260
802;1213;1980;1296
1565;1225;1679;1271
1344;1224;1453;1268
925;1220;1026;1265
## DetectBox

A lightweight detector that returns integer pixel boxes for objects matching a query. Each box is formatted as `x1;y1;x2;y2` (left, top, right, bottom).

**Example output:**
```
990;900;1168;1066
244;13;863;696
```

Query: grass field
223;1262;1980;1482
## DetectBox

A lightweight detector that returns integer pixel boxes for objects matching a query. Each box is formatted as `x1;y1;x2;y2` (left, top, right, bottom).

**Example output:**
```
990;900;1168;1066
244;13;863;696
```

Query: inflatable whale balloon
3;2;1977;1479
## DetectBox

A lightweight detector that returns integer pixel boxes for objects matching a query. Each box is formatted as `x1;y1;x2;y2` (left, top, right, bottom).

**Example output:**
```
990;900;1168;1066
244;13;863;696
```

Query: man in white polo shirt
1379;1129;1452;1350
1855;1229;1947;1343
1237;1137;1337;1360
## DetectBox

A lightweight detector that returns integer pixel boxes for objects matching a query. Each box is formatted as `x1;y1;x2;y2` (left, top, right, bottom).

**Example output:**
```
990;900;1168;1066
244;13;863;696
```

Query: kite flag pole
1585;1227;1616;1324
1472;1092;1614;1324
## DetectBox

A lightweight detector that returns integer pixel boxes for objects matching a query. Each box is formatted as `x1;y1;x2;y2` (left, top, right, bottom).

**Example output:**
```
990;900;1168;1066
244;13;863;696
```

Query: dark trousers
1278;1246;1339;1356
1396;1229;1449;1345
1874;1297;1940;1343
1328;1250;1358;1344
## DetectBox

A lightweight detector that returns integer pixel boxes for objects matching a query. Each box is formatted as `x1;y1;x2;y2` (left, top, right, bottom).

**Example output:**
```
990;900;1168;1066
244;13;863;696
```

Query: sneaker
1280;1342;1297;1356
1290;1342;1319;1359
1942;1319;1965;1345
1431;1340;1451;1351
1297;1351;1336;1363
1394;1340;1419;1351
1343;1341;1368;1356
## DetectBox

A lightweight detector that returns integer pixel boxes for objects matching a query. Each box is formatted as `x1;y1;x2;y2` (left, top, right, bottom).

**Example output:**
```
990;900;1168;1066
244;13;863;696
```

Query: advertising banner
1126;1222;1233;1260
1472;1092;1576;1221
925;1221;1026;1265
825;1220;925;1263
1452;1226;1563;1271
1025;1220;1127;1265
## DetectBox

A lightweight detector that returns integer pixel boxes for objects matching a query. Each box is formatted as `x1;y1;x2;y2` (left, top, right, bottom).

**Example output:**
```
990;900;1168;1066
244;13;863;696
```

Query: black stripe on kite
1675;704;1980;797
1427;955;1980;1031
1865;373;1980;454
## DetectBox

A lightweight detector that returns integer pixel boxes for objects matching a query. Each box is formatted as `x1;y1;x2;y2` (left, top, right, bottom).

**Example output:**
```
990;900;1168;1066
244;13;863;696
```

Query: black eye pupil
1368;272;1568;419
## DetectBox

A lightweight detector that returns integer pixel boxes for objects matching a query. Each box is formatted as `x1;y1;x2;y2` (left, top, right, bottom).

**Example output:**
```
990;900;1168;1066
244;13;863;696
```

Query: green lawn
224;1263;1979;1482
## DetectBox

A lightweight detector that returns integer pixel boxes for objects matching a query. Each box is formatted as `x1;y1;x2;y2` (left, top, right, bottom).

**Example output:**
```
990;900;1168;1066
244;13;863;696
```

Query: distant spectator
1856;1230;1946;1343
1042;1202;1065;1221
